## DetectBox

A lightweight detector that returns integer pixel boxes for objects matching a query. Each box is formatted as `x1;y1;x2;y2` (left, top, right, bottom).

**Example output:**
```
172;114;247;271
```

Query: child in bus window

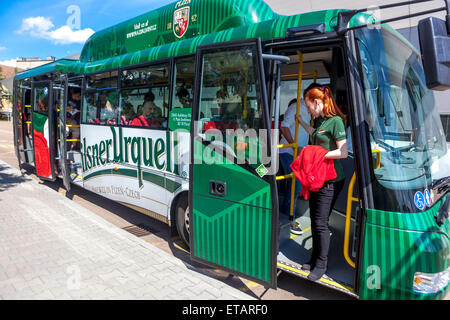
175;87;191;108
120;102;136;126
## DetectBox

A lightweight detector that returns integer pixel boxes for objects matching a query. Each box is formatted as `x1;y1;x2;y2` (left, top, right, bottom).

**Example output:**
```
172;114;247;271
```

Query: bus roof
79;0;279;63
14;0;391;81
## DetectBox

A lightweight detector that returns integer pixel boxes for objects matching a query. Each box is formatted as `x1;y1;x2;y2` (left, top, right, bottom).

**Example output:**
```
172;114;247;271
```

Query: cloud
0;59;17;68
18;16;94;45
48;25;95;45
19;16;55;36
0;46;6;52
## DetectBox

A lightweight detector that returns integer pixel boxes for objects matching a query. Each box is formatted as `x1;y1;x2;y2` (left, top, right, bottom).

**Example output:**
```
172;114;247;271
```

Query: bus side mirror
418;16;450;91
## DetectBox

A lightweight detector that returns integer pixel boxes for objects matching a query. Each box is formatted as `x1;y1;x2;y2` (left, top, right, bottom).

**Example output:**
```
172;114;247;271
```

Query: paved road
0;159;255;300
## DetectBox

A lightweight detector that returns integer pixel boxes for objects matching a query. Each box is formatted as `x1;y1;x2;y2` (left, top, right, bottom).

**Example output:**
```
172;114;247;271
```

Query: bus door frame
31;78;57;182
14;81;34;167
23;84;34;165
54;75;71;190
342;29;375;295
266;35;374;295
13;80;26;168
189;38;280;289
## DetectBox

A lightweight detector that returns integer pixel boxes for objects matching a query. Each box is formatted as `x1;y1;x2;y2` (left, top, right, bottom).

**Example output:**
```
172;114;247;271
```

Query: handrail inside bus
275;50;317;221
344;149;381;268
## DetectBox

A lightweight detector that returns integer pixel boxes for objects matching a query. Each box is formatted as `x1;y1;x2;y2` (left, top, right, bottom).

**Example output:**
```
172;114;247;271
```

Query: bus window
121;63;169;88
83;90;118;125
198;46;263;132
82;71;119;125
33;84;49;114
87;71;118;89
172;56;195;109
119;62;169;129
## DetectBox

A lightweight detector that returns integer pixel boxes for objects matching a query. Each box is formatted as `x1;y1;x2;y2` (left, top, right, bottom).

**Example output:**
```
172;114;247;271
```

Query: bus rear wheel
175;195;190;248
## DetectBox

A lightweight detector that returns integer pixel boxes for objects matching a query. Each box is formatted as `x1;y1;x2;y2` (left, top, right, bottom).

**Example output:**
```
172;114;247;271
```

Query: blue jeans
279;153;302;217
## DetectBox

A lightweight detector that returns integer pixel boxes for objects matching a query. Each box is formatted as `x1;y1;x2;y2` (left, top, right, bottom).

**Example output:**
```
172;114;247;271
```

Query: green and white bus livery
13;0;450;299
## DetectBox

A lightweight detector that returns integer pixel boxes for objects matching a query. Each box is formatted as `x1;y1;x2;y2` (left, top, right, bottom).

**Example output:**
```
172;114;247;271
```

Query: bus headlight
413;267;450;295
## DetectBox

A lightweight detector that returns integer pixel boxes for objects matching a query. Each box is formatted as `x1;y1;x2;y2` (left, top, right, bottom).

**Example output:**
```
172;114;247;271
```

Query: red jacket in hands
290;145;337;200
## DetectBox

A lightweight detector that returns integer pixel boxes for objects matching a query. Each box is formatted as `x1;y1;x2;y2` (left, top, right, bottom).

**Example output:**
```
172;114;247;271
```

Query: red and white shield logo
174;7;190;39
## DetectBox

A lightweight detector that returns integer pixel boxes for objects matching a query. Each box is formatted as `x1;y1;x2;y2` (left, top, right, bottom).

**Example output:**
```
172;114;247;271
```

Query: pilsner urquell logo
173;6;190;38
81;127;180;188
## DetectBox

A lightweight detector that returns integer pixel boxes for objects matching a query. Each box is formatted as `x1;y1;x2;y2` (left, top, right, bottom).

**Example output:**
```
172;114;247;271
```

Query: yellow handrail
344;172;358;268
59;139;80;142
281;72;318;79
343;149;381;268
276;172;294;181
57;124;80;128
288;51;303;220
275;51;319;220
278;143;296;149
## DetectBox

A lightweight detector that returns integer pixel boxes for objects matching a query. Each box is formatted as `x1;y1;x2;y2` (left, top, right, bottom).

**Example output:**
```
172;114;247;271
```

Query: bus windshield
357;26;450;212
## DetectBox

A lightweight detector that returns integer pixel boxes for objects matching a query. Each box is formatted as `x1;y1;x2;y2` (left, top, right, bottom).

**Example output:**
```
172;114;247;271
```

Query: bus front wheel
175;195;190;248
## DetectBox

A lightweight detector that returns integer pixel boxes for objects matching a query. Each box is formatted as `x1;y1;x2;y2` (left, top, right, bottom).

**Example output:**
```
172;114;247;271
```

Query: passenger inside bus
174;87;191;108
279;84;320;234
119;102;136;126
130;100;164;128
294;85;348;281
276;47;357;287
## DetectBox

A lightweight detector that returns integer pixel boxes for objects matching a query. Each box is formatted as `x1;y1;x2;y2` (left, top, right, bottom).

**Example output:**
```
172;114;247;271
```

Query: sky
0;0;175;67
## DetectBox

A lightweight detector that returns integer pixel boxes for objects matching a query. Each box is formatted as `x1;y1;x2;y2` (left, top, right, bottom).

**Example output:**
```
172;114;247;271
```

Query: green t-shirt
312;116;347;182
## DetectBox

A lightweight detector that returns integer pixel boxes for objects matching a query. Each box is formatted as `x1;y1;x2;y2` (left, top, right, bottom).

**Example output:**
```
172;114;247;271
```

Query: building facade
16;57;56;70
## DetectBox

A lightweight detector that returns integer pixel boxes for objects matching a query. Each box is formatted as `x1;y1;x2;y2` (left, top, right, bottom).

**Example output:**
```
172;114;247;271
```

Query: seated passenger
120;103;136;126
130;101;163;127
175;87;191;108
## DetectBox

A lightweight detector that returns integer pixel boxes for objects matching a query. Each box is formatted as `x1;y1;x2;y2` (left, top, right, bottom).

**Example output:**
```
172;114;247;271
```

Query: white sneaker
290;222;303;235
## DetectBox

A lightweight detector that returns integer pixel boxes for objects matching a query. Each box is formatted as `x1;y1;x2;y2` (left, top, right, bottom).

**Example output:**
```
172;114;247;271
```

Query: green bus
13;0;450;299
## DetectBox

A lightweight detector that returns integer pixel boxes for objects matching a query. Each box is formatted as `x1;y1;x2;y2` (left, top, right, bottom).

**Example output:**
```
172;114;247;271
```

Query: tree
0;66;4;80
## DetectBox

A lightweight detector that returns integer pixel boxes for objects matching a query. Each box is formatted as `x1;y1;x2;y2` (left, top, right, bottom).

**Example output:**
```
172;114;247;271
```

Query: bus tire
175;195;190;248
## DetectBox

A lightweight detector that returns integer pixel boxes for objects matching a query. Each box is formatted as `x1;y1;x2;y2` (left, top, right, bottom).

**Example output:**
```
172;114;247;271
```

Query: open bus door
54;76;71;191
189;39;279;289
13;81;26;168
13;82;34;168
32;81;56;181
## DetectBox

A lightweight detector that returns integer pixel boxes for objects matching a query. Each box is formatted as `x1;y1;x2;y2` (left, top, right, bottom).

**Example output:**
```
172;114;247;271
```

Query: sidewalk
0;160;253;300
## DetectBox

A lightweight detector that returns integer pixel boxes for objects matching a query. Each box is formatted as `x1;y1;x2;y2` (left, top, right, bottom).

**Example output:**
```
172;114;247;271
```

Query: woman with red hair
296;85;348;281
